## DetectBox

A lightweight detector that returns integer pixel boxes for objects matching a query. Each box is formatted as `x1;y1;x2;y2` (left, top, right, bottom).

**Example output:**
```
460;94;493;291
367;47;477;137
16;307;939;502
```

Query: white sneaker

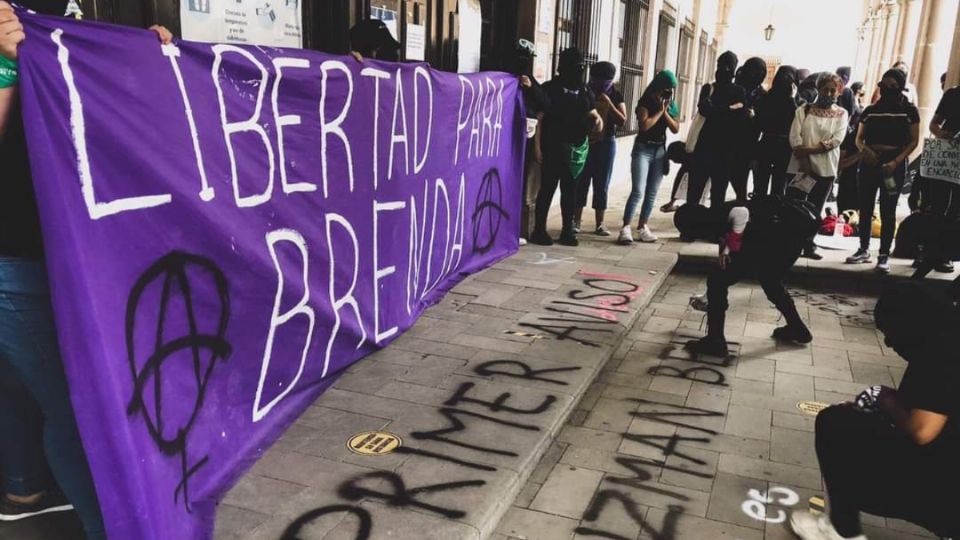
637;225;658;243
618;226;634;245
790;511;868;540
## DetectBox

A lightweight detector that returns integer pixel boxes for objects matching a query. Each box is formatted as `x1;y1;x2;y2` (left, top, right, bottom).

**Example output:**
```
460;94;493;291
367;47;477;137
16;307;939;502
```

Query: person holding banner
0;3;172;537
845;69;920;273
531;47;603;247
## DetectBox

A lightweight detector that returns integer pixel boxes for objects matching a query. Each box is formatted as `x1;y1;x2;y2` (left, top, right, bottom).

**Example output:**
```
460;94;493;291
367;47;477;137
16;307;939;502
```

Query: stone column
947;5;960;89
875;1;899;87
915;0;951;146
863;1;884;90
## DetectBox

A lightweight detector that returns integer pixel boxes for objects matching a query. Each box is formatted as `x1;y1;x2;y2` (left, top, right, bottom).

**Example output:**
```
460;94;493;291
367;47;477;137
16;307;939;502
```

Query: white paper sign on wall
181;0;303;48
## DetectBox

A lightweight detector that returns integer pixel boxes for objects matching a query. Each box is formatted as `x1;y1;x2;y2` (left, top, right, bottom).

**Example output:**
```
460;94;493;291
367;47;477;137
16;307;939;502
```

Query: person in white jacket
786;72;848;259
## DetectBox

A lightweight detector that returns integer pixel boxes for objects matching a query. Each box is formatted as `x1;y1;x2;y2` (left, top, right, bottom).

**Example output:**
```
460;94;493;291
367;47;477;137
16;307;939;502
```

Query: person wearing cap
869;61;918;105
510;39;550;241
790;281;959;540
0;3;172;537
685;51;747;209
573;61;625;238
349;18;401;62
530;47;603;247
845;68;920;273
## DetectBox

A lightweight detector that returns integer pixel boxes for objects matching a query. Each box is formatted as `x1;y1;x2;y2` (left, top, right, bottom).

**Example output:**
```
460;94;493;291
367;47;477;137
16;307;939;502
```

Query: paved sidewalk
494;267;939;540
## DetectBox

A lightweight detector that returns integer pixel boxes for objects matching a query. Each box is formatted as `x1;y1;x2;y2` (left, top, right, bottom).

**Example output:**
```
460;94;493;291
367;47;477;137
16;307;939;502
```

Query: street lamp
764;24;775;41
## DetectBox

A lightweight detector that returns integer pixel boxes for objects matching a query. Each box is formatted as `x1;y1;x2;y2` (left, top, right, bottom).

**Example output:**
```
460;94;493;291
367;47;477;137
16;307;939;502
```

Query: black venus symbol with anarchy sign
125;252;232;512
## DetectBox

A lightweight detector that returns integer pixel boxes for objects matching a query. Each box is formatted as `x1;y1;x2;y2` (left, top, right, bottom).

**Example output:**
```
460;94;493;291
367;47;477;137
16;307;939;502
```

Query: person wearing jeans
845;68;920;273
619;70;679;244
0;4;173;537
575;61;626;237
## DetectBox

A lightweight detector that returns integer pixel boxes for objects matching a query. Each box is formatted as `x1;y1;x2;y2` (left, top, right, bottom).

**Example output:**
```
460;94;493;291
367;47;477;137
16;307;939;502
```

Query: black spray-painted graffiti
575;399;725;539
125;252;231;511
285;358;581;538
471;167;508;255
788;290;874;326
519;273;644;347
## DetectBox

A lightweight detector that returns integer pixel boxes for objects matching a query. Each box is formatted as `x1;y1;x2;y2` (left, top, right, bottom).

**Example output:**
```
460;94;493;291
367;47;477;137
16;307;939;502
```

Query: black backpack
748;195;820;241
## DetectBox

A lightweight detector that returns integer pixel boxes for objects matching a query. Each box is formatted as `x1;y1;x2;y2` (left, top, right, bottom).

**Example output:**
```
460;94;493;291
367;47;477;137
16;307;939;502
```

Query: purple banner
17;10;523;540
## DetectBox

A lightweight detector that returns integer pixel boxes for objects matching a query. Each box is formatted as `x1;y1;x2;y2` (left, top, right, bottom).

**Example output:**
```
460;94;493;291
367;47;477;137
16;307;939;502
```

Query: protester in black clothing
681;196;817;357
660;141;698;213
836;80;865;213
686;51;747;209
797;70;819;106
791;281;960;540
510;39;550;240
753;65;798;197
530;48;603;247
836;66;855;116
349;19;401;61
908;82;960;273
845;69;920;273
575;61;626;237
850;81;865;110
730;57;768;201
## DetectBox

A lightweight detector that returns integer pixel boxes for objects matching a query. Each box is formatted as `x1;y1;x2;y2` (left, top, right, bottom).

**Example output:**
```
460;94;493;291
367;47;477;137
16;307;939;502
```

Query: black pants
857;160;905;255
730;143;756;202
752;136;792;197
836;163;859;213
535;148;578;234
787;174;835;248
815;405;958;538
689;145;735;209
705;240;803;340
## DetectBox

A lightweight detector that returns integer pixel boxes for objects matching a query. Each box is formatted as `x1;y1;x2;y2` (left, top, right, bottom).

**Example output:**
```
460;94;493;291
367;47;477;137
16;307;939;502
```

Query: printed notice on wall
181;0;302;48
921;138;960;185
406;23;426;61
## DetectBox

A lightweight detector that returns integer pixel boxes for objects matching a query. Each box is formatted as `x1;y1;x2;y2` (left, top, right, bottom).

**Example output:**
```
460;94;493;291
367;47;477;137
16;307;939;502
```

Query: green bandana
565;138;590;178
0;56;18;89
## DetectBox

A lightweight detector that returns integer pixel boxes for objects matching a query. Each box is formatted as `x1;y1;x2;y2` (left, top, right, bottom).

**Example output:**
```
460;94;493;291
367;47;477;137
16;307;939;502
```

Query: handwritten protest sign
921;138;960;185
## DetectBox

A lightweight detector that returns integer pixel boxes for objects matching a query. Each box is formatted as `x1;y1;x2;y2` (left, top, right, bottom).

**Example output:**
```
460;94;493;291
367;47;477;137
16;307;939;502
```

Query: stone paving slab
494;268;941;540
204;238;677;540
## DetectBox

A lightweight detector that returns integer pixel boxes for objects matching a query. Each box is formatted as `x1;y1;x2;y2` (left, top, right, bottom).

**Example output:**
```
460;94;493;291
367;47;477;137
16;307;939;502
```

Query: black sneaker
557;231;579;247
772;324;813;344
0;492;73;522
801;245;823;261
876;255;891;274
529;229;554;246
686;336;729;357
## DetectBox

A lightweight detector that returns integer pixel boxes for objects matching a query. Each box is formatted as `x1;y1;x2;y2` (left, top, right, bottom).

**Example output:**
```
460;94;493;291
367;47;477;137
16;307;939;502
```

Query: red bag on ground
820;215;854;236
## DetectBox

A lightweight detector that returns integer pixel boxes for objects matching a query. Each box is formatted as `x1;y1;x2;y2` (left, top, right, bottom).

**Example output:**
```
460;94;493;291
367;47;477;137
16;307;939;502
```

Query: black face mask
561;66;585;87
375;47;400;62
715;67;734;84
879;85;901;100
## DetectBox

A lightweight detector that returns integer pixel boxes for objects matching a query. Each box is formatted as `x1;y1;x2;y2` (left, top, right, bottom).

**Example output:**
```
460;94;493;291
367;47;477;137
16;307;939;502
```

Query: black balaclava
715;51;739;84
512;39;536;77
558;48;586;89
836;66;851;86
771;65;797;96
875;281;960;364
737;57;768;90
798;72;821;104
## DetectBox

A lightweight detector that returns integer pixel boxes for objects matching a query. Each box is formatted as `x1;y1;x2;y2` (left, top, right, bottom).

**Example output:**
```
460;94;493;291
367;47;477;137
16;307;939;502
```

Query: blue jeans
576;138;617;211
624;142;666;225
0;258;105;540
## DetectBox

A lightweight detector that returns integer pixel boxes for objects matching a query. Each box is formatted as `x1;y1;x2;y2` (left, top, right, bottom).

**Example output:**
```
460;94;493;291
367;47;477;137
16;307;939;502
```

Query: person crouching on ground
680;196;818;356
786;72;848;260
790;281;960;540
618;70;679;244
530;47;603;247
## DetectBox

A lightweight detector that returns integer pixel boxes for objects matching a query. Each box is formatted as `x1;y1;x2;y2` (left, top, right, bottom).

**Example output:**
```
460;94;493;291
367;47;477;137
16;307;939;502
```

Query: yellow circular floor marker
797;401;830;416
347;431;402;456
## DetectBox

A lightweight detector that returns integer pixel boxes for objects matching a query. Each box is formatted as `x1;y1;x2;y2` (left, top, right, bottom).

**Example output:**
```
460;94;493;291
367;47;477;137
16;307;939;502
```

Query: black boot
772;302;812;344
530;228;554;246
688;308;728;356
801;241;823;261
557;222;579;246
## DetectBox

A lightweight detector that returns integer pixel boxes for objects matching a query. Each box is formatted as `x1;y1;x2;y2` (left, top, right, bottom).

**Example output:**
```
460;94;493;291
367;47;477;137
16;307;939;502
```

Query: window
676;24;694;120
695;31;707;88
654;11;675;73
617;0;649;135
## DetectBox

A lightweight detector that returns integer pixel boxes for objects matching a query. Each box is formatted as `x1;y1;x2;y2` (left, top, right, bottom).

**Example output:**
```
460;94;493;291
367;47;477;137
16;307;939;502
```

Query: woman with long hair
618;70;680;244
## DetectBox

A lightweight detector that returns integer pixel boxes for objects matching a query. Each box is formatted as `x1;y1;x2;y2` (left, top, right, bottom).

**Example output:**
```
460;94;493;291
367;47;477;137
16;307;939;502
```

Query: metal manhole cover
346;431;402;455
